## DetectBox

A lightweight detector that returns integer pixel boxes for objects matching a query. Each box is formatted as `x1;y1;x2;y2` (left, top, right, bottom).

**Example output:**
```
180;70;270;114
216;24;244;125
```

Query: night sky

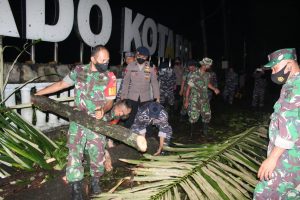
3;0;300;74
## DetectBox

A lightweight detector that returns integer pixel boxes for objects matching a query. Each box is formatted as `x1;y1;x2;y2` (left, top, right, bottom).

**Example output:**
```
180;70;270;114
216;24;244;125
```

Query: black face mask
137;58;146;64
95;62;109;73
271;65;290;85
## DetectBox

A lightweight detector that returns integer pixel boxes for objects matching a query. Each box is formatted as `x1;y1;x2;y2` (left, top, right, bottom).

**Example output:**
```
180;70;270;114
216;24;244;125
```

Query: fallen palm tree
31;95;147;152
94;125;269;200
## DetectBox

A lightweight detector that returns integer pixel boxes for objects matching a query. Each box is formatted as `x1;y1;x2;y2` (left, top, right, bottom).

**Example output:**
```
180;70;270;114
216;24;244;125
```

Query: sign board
0;0;191;59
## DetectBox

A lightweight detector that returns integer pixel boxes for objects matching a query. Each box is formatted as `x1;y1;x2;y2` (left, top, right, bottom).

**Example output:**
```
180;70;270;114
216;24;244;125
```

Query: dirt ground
0;95;273;200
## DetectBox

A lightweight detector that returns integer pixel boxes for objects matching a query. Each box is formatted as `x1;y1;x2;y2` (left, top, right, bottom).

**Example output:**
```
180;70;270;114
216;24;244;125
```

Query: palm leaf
94;125;268;200
0;105;60;177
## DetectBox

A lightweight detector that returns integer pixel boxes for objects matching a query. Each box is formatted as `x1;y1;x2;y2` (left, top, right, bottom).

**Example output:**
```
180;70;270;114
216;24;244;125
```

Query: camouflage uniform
223;70;238;104
207;71;218;101
252;71;267;107
158;67;176;106
131;102;172;143
180;69;191;116
254;73;300;199
63;64;116;182
187;71;211;124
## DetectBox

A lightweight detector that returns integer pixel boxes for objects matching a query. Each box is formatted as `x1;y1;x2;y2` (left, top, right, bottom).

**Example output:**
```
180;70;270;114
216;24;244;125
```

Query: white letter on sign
77;0;112;47
157;23;168;58
122;7;144;52
142;18;157;56
26;0;74;42
165;29;174;59
0;0;20;37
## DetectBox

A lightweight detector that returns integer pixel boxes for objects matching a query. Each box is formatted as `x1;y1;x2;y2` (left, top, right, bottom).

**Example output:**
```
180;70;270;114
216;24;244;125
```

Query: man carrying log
35;45;120;199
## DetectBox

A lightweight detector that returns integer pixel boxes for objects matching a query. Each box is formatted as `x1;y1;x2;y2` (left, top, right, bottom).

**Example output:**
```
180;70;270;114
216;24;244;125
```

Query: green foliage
94;126;269;200
0;106;59;178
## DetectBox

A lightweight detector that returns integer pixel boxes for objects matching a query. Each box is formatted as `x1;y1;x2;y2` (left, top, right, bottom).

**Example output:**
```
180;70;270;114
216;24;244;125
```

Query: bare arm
257;146;285;181
184;85;191;108
35;80;71;96
103;100;114;112
179;79;185;96
154;136;165;156
208;83;220;94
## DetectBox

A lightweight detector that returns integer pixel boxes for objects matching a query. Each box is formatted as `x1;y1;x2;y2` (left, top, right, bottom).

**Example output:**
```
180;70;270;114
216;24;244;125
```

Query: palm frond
0;105;60;177
94;125;268;200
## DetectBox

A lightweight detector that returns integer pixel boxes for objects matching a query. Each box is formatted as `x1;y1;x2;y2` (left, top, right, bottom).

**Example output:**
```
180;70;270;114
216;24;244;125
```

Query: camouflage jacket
268;73;300;155
187;70;211;99
131;102;172;140
63;64;116;116
158;68;176;92
225;71;238;88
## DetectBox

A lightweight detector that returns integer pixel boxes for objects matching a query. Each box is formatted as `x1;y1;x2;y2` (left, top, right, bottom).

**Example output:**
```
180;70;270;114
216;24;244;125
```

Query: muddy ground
0;94;275;200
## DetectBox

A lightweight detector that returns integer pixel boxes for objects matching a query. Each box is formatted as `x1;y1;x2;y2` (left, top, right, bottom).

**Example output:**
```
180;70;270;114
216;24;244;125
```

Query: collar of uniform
287;72;300;84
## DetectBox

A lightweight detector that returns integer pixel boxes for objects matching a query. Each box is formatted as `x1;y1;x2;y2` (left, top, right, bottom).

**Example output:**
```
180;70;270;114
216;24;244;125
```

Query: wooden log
31;95;147;152
107;137;159;166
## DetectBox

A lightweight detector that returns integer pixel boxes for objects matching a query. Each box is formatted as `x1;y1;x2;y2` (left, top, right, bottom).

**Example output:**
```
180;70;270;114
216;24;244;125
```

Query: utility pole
222;0;229;62
0;36;3;100
200;0;208;56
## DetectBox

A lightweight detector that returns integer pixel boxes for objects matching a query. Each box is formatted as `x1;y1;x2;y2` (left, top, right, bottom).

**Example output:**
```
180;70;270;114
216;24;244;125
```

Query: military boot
189;123;195;137
90;177;101;195
202;122;209;136
70;181;83;200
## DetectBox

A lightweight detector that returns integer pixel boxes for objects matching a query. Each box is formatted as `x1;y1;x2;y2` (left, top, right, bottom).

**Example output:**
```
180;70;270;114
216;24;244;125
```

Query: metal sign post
31;40;35;64
0;36;3;100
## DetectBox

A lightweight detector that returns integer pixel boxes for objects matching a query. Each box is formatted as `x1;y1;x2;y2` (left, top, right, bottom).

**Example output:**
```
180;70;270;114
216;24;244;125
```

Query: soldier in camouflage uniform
184;58;220;135
179;60;197;121
222;67;239;104
252;67;267;108
35;45;116;200
254;48;300;199
158;61;176;109
131;102;172;155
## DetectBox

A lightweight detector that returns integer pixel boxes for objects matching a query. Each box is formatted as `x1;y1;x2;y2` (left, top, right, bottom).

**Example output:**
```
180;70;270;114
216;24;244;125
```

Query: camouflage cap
264;48;297;68
199;57;213;66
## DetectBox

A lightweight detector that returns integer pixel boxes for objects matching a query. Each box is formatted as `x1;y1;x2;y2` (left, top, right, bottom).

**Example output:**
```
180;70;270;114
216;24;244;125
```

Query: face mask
137;58;146;64
271;64;290;85
95;62;109;73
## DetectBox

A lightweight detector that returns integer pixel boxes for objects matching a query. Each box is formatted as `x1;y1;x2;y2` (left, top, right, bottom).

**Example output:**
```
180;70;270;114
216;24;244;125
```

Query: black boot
190;123;194;137
202;122;209;136
70;181;83;200
90;177;101;195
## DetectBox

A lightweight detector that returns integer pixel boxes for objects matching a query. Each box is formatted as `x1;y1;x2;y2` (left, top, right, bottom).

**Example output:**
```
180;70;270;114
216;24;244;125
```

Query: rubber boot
70;181;83;200
202;122;209;136
90;177;101;195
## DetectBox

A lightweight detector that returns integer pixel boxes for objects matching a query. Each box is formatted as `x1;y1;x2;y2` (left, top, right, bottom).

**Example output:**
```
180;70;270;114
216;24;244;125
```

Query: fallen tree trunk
107;137;159;166
31;95;147;152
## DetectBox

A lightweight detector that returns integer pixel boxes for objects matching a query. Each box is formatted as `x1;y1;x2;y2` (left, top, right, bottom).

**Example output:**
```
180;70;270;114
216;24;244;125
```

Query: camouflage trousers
188;96;211;124
208;90;213;101
223;86;236;104
252;86;265;107
160;90;175;106
66;122;106;182
254;150;300;199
